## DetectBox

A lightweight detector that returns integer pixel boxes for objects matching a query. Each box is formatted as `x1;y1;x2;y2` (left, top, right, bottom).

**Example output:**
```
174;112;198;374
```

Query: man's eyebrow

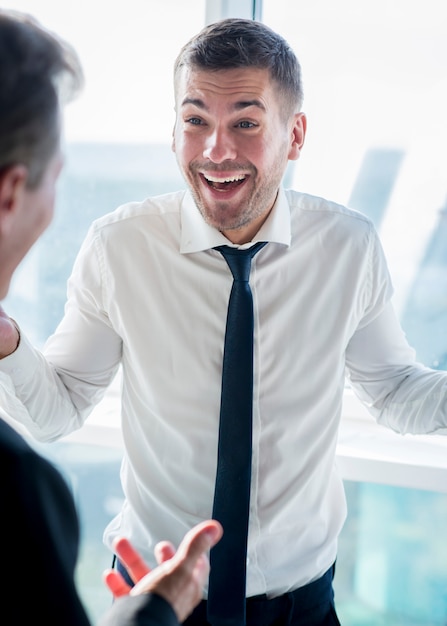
234;99;266;112
181;98;266;112
181;97;207;109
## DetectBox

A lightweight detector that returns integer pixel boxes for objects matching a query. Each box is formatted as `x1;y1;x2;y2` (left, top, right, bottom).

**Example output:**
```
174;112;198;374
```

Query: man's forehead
176;66;273;105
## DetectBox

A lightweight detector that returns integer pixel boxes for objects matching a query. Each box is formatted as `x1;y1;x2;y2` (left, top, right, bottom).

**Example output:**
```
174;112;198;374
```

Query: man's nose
203;128;237;163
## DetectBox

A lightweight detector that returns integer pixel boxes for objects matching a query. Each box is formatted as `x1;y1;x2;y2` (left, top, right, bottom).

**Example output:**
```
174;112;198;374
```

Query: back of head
174;18;303;116
0;10;83;188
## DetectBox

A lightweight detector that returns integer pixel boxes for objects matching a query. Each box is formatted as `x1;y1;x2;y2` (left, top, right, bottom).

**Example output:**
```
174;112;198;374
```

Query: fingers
179;520;222;588
177;519;223;568
154;540;176;565
130;520;223;598
103;568;132;598
109;521;223;601
191;553;211;588
112;536;151;583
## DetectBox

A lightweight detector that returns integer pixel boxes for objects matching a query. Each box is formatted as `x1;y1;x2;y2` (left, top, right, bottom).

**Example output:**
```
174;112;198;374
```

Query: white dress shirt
2;188;447;598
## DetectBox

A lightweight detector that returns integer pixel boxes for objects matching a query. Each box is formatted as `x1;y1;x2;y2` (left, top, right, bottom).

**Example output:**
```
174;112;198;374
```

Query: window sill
61;386;447;493
338;390;447;492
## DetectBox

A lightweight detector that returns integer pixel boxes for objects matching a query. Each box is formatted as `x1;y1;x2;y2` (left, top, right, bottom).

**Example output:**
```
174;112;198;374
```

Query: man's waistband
247;563;335;611
186;564;337;625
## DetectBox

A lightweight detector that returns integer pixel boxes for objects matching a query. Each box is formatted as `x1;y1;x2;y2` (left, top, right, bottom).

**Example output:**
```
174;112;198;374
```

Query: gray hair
0;10;83;188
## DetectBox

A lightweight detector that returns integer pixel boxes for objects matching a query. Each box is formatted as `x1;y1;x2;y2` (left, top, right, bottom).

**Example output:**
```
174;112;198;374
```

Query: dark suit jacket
0;416;178;625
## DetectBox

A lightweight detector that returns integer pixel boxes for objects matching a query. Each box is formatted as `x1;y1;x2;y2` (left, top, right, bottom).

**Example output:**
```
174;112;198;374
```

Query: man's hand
0;306;20;358
103;519;223;623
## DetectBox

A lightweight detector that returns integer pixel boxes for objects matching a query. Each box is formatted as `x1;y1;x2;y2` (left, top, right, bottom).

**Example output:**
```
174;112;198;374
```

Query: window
263;0;447;369
3;1;447;623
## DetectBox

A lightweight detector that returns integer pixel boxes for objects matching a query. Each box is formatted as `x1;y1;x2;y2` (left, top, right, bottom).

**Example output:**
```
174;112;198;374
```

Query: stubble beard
187;165;280;234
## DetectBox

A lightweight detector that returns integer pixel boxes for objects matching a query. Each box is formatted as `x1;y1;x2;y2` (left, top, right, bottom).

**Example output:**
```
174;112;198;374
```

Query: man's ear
0;165;28;230
288;112;307;161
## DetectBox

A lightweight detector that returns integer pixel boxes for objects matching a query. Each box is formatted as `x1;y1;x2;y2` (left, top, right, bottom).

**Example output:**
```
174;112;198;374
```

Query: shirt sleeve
346;301;447;435
0;224;122;441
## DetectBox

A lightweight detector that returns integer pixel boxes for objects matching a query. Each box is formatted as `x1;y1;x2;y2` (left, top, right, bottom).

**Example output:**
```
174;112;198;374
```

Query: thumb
177;520;223;567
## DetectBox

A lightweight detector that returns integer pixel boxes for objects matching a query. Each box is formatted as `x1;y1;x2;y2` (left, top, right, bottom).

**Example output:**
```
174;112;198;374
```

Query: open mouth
202;173;247;191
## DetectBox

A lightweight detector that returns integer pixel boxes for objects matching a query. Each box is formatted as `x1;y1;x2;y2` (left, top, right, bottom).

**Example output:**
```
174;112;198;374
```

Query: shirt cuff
0;331;41;385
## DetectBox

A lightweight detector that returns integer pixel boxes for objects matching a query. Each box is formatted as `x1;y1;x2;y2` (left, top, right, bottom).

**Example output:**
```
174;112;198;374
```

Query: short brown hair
174;18;303;117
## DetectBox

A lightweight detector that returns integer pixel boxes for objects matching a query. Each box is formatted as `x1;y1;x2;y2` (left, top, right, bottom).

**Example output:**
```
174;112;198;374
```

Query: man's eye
238;121;256;129
186;117;203;125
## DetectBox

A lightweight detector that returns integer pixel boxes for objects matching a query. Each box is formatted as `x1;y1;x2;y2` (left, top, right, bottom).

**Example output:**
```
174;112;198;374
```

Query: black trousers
116;558;341;625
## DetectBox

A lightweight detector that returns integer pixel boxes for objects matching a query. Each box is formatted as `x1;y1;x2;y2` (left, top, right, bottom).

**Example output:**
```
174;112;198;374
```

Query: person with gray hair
0;9;221;625
2;16;447;626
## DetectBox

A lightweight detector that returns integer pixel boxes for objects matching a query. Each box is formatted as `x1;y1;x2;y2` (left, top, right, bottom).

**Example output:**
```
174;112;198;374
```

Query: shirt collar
180;188;291;253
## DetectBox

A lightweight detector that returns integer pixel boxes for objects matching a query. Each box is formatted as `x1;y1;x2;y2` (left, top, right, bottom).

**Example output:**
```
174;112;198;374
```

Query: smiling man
172;64;305;243
2;16;447;626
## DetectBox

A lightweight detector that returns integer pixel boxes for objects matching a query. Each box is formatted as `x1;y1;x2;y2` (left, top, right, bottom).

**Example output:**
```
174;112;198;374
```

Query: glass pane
338;481;447;625
262;0;447;370
35;441;124;622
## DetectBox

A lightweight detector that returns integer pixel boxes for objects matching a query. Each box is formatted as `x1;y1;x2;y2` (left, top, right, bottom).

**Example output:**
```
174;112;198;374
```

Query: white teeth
204;174;246;183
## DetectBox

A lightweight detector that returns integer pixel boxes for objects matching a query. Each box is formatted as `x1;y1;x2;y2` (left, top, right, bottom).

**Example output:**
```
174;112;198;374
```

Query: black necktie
207;242;267;626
